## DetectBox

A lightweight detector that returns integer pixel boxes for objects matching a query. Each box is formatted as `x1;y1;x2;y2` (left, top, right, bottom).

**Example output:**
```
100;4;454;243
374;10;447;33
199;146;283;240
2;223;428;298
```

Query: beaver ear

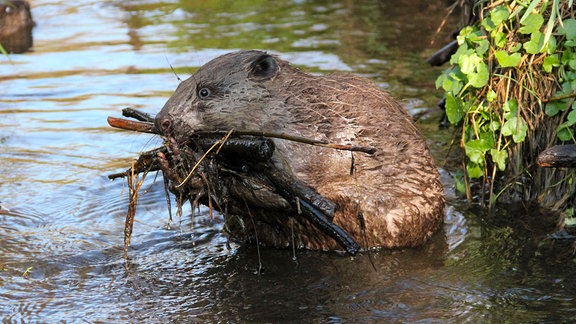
249;54;278;80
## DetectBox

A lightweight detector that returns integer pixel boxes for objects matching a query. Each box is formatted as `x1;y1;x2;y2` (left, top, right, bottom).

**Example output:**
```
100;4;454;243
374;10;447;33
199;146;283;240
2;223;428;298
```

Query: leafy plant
436;0;576;207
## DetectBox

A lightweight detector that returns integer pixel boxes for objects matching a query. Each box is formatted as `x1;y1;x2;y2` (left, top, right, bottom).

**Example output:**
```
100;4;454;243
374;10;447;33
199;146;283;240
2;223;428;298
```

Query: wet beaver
0;0;34;54
154;50;444;252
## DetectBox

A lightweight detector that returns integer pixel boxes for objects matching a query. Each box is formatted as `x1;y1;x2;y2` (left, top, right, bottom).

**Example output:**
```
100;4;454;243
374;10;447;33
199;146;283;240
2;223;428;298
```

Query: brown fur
155;50;445;251
0;0;33;54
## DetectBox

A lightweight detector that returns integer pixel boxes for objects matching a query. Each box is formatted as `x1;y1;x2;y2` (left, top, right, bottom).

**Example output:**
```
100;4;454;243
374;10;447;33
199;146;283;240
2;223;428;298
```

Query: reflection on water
1;0;575;322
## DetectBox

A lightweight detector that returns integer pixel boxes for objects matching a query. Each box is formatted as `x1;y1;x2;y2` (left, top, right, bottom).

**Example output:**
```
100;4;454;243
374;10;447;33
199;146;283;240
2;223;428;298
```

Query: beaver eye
198;87;211;99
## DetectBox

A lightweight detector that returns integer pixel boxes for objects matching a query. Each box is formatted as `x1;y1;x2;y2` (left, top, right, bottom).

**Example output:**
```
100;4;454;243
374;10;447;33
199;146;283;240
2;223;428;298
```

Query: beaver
154;50;445;252
0;0;34;54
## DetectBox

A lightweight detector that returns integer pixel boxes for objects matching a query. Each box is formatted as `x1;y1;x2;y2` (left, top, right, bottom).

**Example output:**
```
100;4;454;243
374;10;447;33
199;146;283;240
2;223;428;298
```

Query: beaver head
155;50;296;140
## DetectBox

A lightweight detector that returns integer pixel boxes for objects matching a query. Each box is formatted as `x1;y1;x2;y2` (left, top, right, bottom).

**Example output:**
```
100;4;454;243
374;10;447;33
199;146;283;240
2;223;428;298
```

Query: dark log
122;107;154;123
263;166;360;256
427;40;458;66
191;136;275;162
537;145;576;168
195;130;377;155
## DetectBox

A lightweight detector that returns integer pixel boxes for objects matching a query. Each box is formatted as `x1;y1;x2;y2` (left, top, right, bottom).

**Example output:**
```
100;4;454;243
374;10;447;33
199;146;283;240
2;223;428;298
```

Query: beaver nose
155;115;173;135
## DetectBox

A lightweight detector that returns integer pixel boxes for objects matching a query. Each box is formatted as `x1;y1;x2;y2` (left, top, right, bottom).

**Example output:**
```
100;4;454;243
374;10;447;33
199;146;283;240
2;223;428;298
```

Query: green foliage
523;30;545;54
435;0;576;204
445;92;464;124
453;170;467;194
495;51;522;67
518;13;543;34
544;18;576;140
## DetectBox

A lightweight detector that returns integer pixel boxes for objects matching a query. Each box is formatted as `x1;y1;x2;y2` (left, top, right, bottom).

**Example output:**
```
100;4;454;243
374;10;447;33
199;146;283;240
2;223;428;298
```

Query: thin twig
125;160;148;254
107;113;377;155
175;129;234;188
196;130;377;155
543;91;576;103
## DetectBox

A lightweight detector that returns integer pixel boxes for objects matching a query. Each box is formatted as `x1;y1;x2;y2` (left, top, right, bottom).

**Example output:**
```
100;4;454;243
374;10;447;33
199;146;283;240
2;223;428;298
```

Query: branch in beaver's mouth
107;107;361;256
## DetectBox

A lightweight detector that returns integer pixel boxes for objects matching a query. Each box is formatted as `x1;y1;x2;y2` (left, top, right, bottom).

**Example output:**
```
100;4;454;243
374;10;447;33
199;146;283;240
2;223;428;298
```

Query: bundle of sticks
108;108;375;256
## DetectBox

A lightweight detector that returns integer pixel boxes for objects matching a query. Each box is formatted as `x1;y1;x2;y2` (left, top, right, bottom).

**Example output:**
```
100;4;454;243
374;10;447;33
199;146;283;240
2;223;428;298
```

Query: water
1;0;575;322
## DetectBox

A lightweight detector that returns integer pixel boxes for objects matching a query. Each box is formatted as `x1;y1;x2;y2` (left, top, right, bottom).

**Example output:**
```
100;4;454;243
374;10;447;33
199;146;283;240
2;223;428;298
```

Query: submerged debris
107;108;377;255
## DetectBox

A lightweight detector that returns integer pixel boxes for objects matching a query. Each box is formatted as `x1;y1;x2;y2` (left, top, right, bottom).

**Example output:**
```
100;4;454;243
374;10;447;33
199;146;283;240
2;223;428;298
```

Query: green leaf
435;73;445;89
510;42;522;53
513;123;528;143
438;68;464;94
543;55;560;73
566;109;576;127
490;148;508;171
559;19;576;41
450;45;470;65
475;39;490;56
467;162;484;179
479;130;495;147
456;51;489;88
561;49;576;66
482;17;496;32
457;26;476;46
465;139;491;164
518;0;541;24
545;100;568;116
519;13;544;34
493;31;507;48
570;59;576;71
556;109;576;142
502;119;517;136
486;89;497;102
546;35;557;54
468;62;489;88
489;120;501;132
458;52;483;74
464;28;484;44
557;125;574;142
502;117;527;143
453;171;467;195
523;31;544;54
490;6;510;26
495;51;522;67
502;99;518;120
445;92;464;124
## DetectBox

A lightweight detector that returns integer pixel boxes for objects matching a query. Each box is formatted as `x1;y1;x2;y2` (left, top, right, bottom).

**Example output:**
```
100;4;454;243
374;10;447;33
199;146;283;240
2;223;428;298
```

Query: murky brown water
1;0;575;322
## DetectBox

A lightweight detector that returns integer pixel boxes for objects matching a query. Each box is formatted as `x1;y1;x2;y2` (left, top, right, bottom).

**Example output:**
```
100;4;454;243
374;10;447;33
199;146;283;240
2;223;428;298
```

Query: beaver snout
154;114;173;136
